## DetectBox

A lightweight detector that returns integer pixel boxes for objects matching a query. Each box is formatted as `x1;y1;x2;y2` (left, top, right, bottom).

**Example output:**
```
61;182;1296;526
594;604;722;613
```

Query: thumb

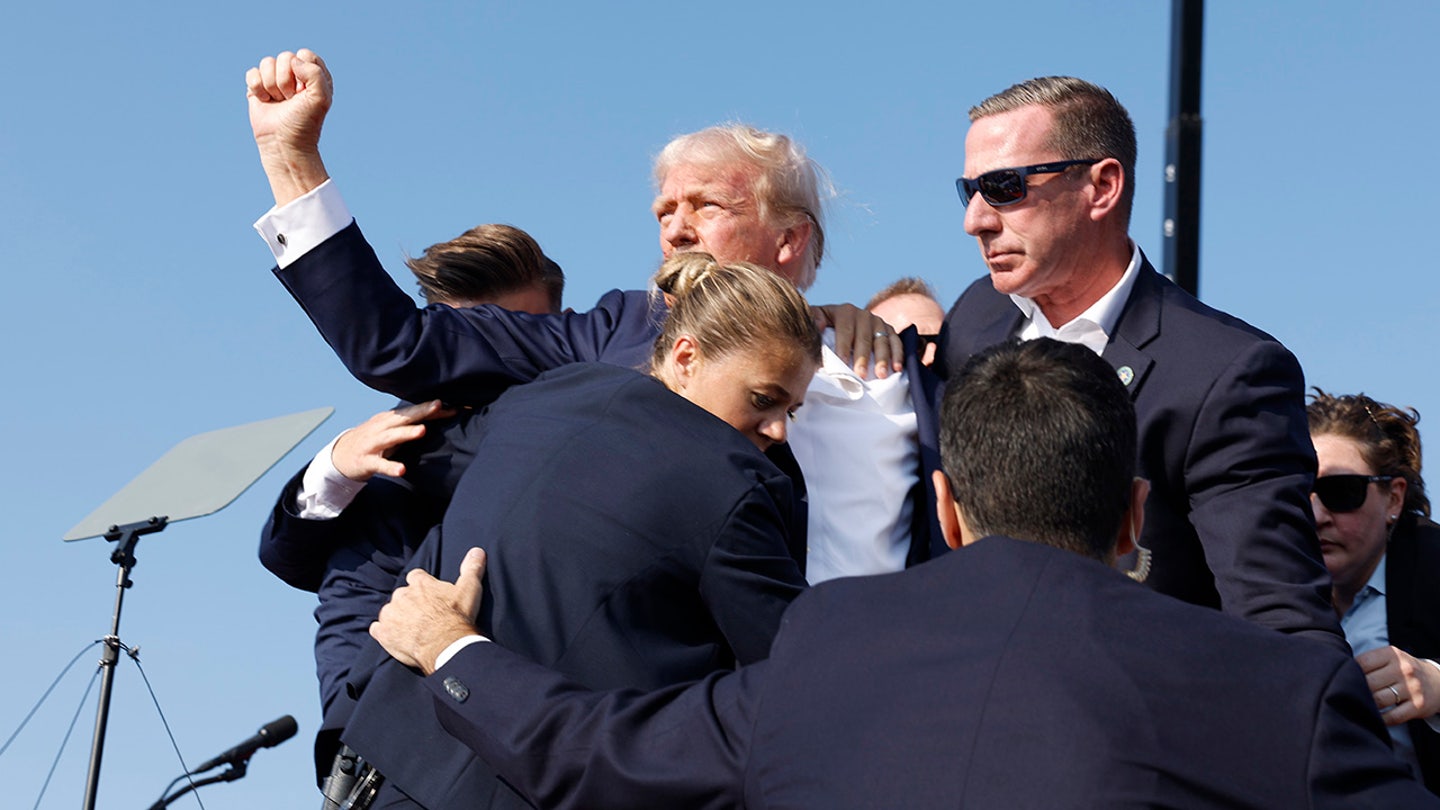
456;547;487;616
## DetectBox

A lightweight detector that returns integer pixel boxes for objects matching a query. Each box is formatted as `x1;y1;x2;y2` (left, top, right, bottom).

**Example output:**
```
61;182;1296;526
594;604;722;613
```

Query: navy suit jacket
272;220;942;565
939;258;1344;650
1388;512;1440;791
340;363;808;810
423;535;1432;809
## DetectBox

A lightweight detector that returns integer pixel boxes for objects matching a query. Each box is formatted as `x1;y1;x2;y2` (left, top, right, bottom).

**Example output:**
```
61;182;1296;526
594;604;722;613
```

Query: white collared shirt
1012;241;1142;355
260;184;921;584
788;331;918;584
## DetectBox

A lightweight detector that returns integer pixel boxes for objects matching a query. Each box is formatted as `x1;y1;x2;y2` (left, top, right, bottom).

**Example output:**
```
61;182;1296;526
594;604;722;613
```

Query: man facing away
941;76;1344;650
372;338;1433;810
256;222;564;797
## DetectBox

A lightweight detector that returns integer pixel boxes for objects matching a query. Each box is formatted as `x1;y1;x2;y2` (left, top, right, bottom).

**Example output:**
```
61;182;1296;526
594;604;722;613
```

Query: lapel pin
1117;366;1135;386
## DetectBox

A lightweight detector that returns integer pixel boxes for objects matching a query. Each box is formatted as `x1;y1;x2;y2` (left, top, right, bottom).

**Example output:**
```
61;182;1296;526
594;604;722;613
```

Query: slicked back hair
649;252;822;373
970;76;1137;228
940;339;1136;560
654;124;828;290
406;223;564;311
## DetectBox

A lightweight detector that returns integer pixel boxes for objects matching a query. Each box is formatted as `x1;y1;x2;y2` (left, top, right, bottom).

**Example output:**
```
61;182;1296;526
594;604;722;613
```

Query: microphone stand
148;762;248;810
82;516;168;810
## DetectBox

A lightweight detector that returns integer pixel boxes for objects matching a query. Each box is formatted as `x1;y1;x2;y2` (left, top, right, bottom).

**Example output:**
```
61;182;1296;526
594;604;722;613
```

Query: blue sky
3;2;1437;806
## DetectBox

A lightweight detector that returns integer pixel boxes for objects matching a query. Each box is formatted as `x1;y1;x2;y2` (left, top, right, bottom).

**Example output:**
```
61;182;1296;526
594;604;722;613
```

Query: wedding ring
1389;684;1402;705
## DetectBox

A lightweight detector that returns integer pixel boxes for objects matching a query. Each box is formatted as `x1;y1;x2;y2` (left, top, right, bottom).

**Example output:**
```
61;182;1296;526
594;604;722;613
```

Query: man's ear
932;470;973;550
1114;477;1150;557
773;218;813;284
1086;158;1126;223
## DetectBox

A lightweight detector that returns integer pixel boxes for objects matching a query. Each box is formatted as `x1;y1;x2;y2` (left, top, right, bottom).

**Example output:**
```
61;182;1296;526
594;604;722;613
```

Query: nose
1309;492;1331;525
963;193;999;237
660;205;696;254
756;415;788;448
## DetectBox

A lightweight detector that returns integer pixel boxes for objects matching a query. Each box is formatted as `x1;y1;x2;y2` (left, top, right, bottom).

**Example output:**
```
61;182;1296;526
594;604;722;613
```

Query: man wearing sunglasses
939;77;1344;652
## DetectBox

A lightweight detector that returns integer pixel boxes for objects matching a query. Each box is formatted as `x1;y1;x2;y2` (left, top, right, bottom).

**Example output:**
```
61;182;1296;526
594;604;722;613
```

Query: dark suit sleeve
426;641;759;810
271;221;657;404
258;466;339;592
1183;340;1342;649
699;478;808;665
1306;656;1439;809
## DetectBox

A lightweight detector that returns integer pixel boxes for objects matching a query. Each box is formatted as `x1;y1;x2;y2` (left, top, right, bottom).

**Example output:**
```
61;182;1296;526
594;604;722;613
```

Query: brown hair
1307;388;1429;517
405;224;564;310
970;76;1137;227
649;252;821;372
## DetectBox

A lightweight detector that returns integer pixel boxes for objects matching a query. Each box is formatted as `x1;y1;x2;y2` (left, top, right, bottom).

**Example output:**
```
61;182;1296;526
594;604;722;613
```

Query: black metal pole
1163;0;1205;296
82;516;167;810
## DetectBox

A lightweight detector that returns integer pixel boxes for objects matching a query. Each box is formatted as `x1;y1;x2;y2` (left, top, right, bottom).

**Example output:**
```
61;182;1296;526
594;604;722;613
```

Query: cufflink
443;676;469;703
276;233;288;247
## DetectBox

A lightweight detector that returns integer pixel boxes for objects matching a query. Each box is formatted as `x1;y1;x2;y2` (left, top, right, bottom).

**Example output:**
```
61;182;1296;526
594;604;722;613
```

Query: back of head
654;124;829;289
865;276;940;313
940;339;1136;559
1308;389;1429;517
650;252;821;371
406;223;564;311
970;76;1137;227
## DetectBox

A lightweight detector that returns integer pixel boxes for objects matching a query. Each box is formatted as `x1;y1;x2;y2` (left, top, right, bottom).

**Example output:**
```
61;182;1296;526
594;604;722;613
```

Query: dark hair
1307;389;1429;517
650;252;821;371
405;223;564;310
940;339;1136;559
865;276;940;312
970;76;1138;228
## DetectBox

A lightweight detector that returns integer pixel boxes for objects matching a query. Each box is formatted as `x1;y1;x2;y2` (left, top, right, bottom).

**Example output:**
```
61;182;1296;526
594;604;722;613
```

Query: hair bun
653;252;721;298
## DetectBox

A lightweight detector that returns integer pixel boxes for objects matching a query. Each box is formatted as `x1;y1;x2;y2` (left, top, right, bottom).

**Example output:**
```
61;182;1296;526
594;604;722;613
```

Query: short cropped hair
405;223;564;311
865;276;940;312
971;77;1138;228
654;124;828;290
650;252;822;372
940;339;1136;559
1307;389;1429;517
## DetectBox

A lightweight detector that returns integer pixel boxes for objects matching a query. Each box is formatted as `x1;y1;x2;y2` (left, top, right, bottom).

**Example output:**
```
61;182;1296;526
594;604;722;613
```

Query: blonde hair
654;124;828;289
650;252;821;372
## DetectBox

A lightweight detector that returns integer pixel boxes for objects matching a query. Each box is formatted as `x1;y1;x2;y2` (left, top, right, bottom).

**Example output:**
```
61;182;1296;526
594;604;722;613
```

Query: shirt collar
1010;241;1143;338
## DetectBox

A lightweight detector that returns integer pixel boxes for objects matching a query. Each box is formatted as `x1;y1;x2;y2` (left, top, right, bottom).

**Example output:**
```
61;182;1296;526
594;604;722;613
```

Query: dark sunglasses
955;159;1100;208
1312;474;1394;513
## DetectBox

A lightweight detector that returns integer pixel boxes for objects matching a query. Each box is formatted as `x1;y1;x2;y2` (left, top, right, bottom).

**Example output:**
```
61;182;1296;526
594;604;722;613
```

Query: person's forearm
256;137;330;207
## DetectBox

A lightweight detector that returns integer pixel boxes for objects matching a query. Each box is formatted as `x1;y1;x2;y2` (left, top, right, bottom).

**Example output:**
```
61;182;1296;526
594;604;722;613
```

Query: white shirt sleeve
295;431;369;519
434;635;490;671
252;179;354;269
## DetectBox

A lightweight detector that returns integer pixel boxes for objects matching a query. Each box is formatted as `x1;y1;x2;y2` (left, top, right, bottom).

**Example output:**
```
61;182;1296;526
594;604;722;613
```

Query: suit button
443;676;470;703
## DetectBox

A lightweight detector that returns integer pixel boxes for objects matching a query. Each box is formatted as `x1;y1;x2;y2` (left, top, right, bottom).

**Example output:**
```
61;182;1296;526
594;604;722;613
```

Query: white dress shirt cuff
252;179;353;269
435;635;490;671
294;431;369;519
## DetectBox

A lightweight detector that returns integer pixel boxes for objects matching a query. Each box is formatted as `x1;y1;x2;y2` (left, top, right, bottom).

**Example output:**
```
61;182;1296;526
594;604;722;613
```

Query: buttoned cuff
252;179;353;269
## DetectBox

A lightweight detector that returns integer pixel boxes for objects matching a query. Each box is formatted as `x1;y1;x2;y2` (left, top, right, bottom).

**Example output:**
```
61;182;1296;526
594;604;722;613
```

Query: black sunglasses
1312;474;1394;513
955;159;1100;208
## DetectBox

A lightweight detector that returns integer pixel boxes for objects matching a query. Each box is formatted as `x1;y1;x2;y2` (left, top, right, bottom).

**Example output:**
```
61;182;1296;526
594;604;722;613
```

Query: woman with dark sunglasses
1308;389;1439;792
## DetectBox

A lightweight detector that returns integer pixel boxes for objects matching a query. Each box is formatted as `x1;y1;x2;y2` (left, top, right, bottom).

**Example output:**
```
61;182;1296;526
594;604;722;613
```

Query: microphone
191;715;298;773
